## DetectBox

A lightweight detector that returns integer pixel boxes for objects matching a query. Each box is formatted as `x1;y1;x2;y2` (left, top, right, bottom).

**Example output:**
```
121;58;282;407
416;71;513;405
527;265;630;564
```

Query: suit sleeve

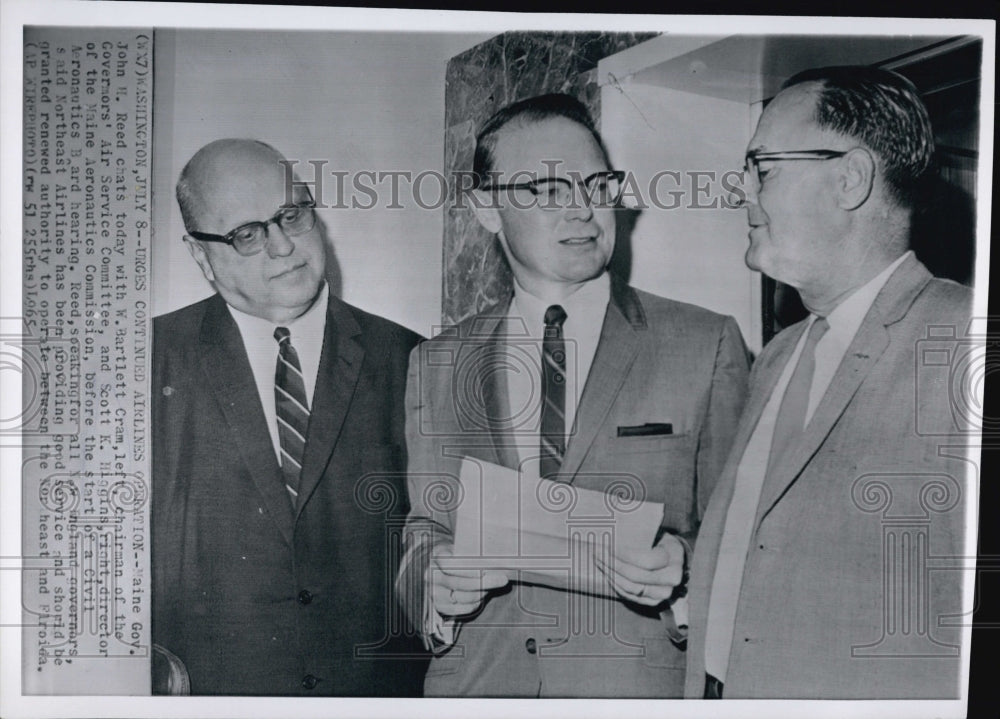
395;343;460;651
694;315;751;531
662;315;750;641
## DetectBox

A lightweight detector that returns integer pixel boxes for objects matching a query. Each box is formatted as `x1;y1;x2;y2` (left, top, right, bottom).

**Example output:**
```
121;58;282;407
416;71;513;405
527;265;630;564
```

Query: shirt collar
228;281;329;340
510;272;611;333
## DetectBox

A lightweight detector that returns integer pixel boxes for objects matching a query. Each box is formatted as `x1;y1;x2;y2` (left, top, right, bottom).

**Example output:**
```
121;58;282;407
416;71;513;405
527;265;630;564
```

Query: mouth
559;236;597;246
271;262;307;280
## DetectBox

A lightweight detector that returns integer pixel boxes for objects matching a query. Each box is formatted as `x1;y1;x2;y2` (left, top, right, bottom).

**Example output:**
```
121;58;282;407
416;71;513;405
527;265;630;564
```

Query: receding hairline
176;139;291;231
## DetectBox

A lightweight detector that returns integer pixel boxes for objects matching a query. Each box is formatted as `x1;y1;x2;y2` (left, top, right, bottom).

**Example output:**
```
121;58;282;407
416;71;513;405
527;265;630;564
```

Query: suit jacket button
525;637;537;654
302;674;319;690
298;589;313;605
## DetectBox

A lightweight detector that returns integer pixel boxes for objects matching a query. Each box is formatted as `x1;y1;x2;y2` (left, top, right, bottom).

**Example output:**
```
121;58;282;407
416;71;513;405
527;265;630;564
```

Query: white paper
447;456;664;597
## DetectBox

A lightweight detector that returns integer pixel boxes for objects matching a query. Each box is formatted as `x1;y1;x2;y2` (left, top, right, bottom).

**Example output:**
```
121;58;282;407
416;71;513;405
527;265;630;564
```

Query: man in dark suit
397;94;750;697
686;67;974;699
152;139;426;695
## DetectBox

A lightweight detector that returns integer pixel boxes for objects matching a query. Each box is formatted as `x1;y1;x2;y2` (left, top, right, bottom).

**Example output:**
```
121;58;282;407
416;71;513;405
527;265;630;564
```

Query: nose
740;176;768;224
563;182;594;221
264;223;295;259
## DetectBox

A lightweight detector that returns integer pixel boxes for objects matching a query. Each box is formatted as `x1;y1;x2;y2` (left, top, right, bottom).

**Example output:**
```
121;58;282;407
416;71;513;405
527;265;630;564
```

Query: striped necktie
274;326;310;505
539;304;568;480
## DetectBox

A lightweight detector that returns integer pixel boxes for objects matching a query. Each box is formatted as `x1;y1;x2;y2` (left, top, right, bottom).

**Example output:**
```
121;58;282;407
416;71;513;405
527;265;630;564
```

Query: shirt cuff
660;532;691;645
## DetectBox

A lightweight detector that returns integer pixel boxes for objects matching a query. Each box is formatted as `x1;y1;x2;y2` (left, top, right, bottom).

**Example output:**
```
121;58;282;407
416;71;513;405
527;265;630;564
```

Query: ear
837;147;875;211
183;236;216;283
469;190;503;235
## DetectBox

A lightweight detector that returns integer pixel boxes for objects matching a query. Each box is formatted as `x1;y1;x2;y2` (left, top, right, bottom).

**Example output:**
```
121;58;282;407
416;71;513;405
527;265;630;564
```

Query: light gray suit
685;254;973;699
398;275;749;697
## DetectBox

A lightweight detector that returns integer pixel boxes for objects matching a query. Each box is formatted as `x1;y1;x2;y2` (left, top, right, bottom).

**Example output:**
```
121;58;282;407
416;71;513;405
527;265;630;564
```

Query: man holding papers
397;94;750;697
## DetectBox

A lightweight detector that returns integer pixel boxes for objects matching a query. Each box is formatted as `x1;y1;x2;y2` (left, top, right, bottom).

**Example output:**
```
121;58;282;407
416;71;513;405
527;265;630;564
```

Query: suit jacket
152;292;427;695
398;276;750;697
685;254;973;699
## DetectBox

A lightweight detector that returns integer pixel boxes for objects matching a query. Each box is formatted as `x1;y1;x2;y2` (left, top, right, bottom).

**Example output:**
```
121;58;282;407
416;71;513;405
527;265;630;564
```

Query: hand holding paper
595;531;685;607
430;544;510;617
450;456;667;599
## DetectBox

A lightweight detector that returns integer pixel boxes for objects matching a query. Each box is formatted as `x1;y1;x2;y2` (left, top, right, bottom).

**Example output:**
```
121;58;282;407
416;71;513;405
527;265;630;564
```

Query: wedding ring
449;588;456;602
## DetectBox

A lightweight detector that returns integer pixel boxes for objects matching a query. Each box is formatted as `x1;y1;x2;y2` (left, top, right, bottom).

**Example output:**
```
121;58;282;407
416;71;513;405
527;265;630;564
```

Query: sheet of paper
447;456;665;597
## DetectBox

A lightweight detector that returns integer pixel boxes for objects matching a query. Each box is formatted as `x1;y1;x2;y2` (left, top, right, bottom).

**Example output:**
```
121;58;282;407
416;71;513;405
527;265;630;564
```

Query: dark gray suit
153;293;427;695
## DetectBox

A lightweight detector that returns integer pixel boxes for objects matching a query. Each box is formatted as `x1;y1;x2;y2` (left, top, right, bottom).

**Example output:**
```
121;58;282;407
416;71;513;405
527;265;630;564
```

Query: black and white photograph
0;2;994;717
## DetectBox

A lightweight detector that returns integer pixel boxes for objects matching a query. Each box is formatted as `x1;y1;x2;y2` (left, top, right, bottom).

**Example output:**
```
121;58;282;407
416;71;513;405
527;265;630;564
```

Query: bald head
176;139;296;234
176;138;327;323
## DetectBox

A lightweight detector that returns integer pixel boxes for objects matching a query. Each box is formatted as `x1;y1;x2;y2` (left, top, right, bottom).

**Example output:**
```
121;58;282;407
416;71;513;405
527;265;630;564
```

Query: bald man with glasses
152;139;426;695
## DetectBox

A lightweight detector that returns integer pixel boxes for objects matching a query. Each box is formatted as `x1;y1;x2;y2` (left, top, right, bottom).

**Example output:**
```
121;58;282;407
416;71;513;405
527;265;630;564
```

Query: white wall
152;29;491;336
601;81;761;351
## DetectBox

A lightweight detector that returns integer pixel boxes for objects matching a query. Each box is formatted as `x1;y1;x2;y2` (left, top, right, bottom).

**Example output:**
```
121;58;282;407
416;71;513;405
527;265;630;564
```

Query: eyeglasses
480;170;625;209
188;201;318;256
743;149;849;190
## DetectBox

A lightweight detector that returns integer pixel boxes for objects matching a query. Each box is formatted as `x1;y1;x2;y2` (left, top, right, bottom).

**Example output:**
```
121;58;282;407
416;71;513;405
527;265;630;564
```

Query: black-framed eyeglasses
479;170;625;209
188;201;318;257
743;149;849;190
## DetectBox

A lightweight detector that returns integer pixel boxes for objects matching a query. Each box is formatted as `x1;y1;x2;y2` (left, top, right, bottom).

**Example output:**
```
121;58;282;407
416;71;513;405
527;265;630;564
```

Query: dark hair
472;93;606;188
782;66;935;209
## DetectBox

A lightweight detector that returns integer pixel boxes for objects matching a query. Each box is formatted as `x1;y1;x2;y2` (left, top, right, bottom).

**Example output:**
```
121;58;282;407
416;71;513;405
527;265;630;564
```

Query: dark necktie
768;316;829;472
539;305;568;480
274;326;310;505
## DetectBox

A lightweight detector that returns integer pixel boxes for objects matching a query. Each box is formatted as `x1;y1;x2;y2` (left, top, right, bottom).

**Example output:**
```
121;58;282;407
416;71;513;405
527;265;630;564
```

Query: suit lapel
727;326;803;482
755;255;933;525
199;295;294;543
296;297;365;518
559;277;643;482
476;300;521;470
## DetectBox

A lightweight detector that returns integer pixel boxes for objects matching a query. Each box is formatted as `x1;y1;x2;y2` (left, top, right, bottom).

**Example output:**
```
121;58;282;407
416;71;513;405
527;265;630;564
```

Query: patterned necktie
768;316;829;473
274;326;310;505
539;305;568;480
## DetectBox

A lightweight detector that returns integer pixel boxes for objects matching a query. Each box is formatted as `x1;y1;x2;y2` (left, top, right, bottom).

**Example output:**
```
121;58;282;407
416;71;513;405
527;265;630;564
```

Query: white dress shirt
227;283;329;462
505;272;612;465
704;251;910;681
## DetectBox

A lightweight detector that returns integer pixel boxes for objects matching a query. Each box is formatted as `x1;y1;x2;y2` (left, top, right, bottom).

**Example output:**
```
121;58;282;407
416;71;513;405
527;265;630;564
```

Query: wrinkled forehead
490;116;609;179
188;149;309;231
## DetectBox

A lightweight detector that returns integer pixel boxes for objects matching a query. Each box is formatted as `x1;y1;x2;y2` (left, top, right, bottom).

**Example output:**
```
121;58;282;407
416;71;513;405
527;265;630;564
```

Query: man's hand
595;532;686;607
429;545;509;617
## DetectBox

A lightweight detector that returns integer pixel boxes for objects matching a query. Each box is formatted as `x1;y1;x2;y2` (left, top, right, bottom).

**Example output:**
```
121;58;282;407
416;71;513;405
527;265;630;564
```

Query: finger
595;559;677;605
434;557;511;587
432;560;487;579
431;584;488;617
611;543;675;571
621;563;683;589
598;553;680;586
431;566;509;592
601;569;670;606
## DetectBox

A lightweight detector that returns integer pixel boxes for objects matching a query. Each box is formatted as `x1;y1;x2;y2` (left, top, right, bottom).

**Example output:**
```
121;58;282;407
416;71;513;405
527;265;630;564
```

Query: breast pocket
599;433;697;532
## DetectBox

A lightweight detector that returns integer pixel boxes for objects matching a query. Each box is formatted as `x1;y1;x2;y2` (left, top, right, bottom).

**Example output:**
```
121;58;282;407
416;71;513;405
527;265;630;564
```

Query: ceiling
600;34;967;104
